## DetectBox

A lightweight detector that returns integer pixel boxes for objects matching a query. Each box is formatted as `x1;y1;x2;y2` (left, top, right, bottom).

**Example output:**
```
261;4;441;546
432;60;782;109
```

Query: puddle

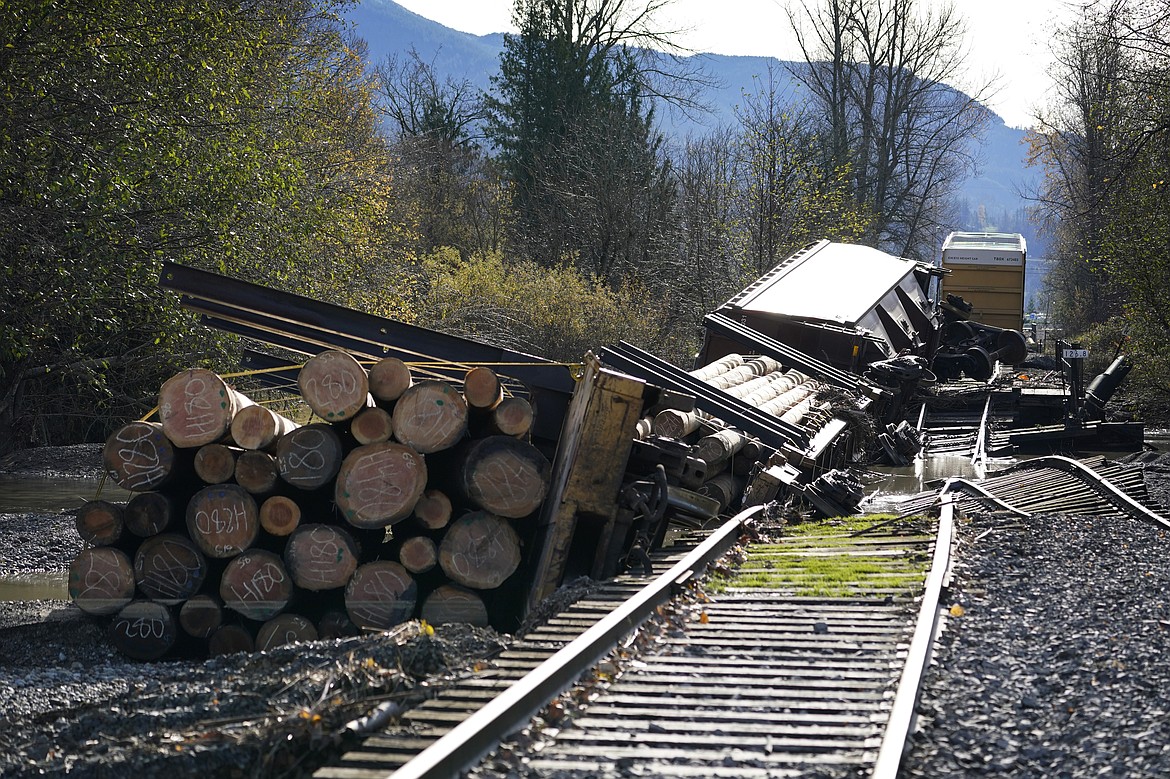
0;476;130;513
0;572;68;601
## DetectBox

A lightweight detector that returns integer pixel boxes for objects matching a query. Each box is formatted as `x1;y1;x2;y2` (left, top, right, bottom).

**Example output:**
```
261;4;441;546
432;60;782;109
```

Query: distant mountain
345;0;1046;260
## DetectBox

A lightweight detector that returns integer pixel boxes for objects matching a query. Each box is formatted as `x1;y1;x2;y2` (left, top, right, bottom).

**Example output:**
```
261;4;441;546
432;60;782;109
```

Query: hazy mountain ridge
346;0;1044;257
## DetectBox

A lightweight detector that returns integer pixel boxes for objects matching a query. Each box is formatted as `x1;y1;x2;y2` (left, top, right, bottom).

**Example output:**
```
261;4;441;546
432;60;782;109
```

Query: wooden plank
528;355;644;609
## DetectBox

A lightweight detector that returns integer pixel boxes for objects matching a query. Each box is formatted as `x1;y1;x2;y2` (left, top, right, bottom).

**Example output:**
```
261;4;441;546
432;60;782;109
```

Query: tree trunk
412;488;452;531
179;594;223;638
652;409;701;439
368;356;412;403
392;380;468;454
689;353;745;382
158;368;254;448
230;404;298;452
283;523;362;591
422;584;489;627
219;549;294;621
124;491;179;537
438;511;522;590
193;443;237;484
234;450;279;495
349;406;394;445
694;428;751;468
398;535;438;574
462;366;503;411
68;546;135;616
275;423;344;490
458;435;551;518
74;500;124;546
186;484;260;559
698;471;742;514
344;560;417;631
108;600;177;661
298;349;373;422
259;495;302;537
133;532;208;605
103;421;179;492
256;613;318;650
334;442;428;529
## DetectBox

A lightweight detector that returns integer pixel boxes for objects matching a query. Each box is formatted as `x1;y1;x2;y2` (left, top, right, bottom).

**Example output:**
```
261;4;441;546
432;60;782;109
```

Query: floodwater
0;475;131;602
862;454;998;514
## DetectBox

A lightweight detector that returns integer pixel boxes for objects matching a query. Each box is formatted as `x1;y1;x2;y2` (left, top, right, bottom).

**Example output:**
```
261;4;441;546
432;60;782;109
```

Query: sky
392;0;1080;129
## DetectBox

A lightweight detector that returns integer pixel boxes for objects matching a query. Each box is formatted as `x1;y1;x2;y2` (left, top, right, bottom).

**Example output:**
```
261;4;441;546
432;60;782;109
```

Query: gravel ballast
903;509;1170;778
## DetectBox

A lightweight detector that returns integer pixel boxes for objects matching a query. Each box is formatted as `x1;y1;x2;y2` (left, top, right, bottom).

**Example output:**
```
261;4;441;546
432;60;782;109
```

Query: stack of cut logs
71;349;550;660
634;353;834;513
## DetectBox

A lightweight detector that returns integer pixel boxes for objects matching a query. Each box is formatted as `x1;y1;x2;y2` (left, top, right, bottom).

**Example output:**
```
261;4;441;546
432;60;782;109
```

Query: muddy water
0;476;131;601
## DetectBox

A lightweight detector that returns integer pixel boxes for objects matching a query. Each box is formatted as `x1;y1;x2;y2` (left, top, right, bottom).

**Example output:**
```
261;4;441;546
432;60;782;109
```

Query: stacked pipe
636;354;834;513
70;350;549;660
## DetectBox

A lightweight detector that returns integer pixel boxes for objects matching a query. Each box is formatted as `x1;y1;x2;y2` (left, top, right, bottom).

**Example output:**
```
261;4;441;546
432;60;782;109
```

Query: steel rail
871;496;956;778
970;394;992;471
386;505;763;779
939;477;1033;517
1001;455;1170;529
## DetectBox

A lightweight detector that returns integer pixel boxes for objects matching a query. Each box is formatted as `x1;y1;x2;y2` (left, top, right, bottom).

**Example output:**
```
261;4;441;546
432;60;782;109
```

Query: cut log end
159;368;250;448
256;614;319;650
208;624;255;656
234;450;279;495
179;594;223;638
398;535;438;574
193;443;237;484
219;550;295;621
276;423;344;490
75;500;124;546
459;436;551;518
69;547;135;616
259;495;302;536
186;484;259;559
344;561;417;631
489;397;534;438
422;584;489;627
108;600;177;661
463;366;504;410
231;404;298;451
392;380;468;454
350;406;394;445
438;511;522;590
124;492;177;537
134;533;208;605
335;442;428;529
103;421;177;492
368;357;413;403
298;349;372;421
412;489;453;531
284;523;361;591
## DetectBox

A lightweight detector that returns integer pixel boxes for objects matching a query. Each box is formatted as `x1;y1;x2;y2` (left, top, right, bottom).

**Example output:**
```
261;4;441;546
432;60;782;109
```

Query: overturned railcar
698;240;943;374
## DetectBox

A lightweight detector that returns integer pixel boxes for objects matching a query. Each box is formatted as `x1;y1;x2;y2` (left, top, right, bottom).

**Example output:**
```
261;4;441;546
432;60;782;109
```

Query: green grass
708;514;933;597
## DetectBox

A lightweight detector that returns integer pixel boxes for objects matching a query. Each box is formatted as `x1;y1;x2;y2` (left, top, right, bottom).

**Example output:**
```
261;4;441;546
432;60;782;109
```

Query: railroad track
896;454;1170;529
316;504;956;779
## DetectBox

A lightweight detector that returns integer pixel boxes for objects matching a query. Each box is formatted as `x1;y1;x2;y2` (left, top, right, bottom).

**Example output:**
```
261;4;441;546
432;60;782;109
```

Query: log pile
634;353;837;515
77;351;551;660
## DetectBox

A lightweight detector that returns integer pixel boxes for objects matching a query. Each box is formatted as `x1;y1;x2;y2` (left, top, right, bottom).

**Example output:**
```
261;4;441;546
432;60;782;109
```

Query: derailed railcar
698;240;944;375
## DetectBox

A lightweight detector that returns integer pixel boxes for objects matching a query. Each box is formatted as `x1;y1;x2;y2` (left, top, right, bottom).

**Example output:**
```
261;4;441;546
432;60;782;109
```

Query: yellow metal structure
939;232;1027;331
